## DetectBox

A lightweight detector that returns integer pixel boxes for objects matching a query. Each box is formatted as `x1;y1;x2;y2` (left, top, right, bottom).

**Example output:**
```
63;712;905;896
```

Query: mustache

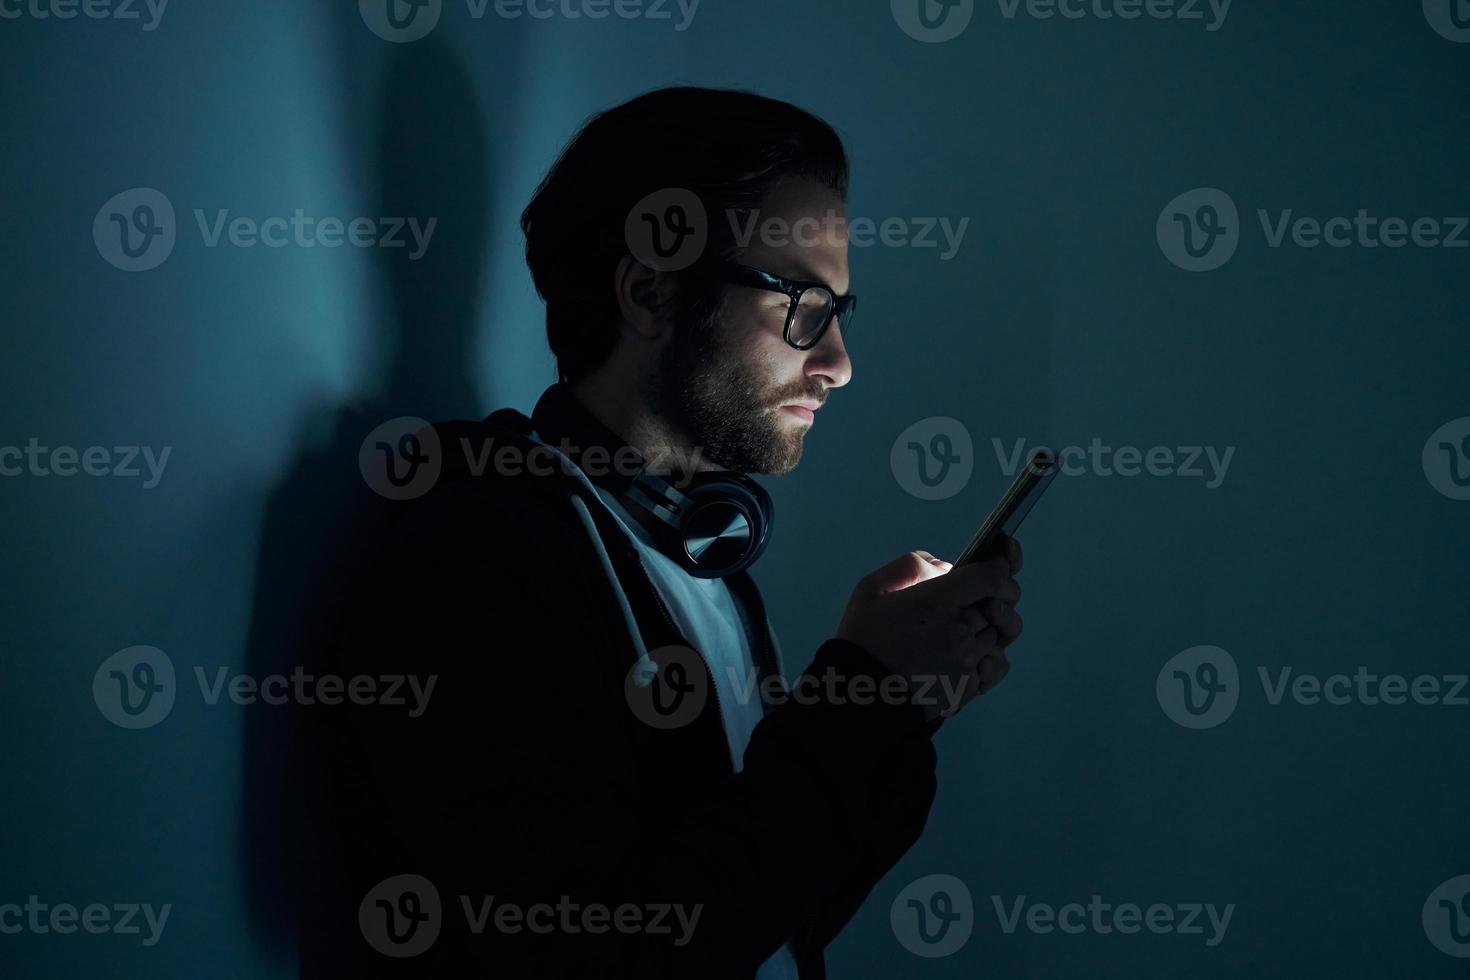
772;388;827;407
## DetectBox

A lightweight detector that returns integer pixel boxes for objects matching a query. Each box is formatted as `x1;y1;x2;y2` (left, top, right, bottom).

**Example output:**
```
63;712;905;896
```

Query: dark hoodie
307;383;941;979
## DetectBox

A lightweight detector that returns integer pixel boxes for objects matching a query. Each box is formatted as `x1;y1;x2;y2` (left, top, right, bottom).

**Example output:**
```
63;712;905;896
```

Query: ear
614;254;679;341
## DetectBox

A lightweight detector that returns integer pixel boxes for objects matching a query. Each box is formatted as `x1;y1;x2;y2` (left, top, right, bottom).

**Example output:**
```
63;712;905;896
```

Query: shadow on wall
234;33;494;970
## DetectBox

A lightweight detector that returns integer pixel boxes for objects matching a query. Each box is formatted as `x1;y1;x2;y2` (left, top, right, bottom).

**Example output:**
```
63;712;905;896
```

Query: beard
648;296;815;476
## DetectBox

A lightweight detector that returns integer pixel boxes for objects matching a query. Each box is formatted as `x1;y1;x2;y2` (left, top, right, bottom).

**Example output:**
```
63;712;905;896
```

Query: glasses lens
835;296;855;336
789;288;834;348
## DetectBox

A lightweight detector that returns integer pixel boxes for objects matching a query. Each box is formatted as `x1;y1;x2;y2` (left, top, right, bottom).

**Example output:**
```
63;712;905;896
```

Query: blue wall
2;1;1467;977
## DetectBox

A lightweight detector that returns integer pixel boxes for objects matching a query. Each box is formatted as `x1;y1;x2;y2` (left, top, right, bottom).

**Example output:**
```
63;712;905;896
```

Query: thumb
861;550;949;595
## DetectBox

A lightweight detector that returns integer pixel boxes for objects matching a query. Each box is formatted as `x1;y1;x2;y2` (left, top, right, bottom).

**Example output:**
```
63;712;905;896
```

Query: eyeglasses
718;261;857;350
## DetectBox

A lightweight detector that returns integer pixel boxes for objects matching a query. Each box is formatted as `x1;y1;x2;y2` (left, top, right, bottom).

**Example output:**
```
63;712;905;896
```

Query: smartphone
955;448;1057;565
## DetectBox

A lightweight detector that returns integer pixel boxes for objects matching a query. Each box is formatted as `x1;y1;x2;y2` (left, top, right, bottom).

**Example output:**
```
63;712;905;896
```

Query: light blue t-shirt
526;432;802;980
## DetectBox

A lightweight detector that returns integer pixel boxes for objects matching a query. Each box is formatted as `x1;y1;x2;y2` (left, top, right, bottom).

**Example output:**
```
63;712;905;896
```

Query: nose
806;316;853;388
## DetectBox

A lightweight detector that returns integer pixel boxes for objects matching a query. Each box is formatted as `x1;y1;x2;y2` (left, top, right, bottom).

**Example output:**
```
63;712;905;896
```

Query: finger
946;605;989;647
921;556;1011;607
863;551;948;594
914;550;954;571
979;599;1022;645
963;626;999;670
1001;534;1023;575
984;575;1021;605
976;652;1012;694
998;609;1023;648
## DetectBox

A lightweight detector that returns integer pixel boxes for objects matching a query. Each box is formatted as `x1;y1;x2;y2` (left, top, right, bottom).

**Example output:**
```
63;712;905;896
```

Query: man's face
654;177;854;476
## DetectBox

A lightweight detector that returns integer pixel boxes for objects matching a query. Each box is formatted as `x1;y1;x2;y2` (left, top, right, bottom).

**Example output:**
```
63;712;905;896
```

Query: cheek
717;298;785;364
725;290;788;337
720;340;792;409
709;297;806;392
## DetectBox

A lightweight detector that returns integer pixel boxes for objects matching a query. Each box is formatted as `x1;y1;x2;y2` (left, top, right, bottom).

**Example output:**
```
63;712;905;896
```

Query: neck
570;372;717;476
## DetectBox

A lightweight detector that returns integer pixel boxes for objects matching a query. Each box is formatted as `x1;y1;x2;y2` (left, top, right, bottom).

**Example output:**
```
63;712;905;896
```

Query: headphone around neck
504;411;773;579
618;465;773;579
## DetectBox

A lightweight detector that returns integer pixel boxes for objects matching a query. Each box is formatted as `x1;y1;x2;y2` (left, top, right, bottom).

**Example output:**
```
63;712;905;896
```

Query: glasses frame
718;260;857;350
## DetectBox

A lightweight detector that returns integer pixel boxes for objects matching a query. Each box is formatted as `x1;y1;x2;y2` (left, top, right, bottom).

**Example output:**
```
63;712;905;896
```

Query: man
315;85;1024;979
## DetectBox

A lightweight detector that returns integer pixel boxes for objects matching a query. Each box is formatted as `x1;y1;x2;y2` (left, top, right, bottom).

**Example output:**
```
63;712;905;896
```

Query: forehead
731;177;850;294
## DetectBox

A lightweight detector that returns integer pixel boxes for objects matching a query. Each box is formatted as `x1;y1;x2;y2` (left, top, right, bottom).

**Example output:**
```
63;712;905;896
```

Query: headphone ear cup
672;473;773;579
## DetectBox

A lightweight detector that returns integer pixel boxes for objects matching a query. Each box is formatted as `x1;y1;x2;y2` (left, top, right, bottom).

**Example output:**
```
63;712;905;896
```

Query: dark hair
520;86;849;384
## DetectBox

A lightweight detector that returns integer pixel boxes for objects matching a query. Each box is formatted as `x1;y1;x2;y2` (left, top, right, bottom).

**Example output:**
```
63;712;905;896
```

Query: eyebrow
767;260;852;297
